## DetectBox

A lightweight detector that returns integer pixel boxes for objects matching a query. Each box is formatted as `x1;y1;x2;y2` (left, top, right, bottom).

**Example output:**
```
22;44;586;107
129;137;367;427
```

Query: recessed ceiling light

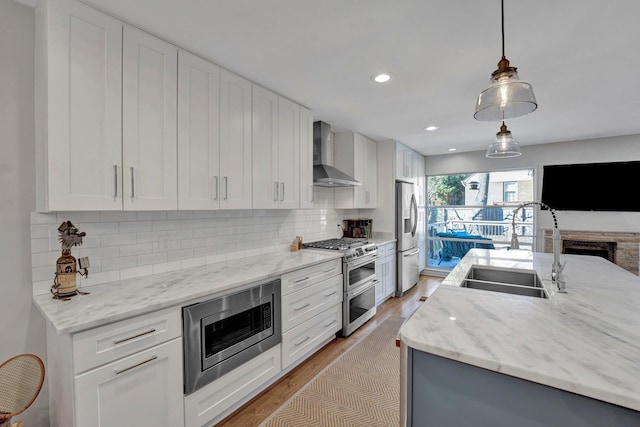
448;148;457;152
424;125;439;131
371;72;392;83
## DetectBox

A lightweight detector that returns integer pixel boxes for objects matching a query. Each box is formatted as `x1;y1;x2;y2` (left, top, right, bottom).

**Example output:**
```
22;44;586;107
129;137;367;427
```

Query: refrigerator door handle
410;193;418;237
404;248;420;257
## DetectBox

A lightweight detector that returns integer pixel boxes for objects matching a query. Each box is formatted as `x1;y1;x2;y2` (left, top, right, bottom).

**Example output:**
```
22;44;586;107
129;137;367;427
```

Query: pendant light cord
501;0;505;58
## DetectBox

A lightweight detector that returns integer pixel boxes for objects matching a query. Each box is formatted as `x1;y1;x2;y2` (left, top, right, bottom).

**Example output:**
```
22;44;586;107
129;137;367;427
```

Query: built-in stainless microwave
182;280;281;394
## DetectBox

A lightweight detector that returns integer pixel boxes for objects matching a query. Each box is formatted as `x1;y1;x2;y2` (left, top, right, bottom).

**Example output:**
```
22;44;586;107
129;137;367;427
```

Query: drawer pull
113;328;156;345
114;355;158;375
294;276;310;283
293;303;311;312
324;268;336;273
324;291;338;297
323;319;337;327
294;336;310;347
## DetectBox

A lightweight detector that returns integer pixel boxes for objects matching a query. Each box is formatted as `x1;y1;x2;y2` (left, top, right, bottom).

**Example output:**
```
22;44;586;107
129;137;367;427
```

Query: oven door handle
347;253;377;270
348;279;378;298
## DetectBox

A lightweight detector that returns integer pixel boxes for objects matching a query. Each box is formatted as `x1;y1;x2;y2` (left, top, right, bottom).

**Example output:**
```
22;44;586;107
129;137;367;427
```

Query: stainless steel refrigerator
396;181;419;296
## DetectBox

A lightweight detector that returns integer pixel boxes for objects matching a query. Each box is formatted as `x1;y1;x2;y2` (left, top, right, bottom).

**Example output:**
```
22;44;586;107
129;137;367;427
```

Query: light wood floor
218;274;444;427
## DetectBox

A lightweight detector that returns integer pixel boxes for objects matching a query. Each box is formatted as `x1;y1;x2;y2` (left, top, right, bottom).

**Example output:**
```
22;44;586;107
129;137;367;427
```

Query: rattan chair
0;354;45;427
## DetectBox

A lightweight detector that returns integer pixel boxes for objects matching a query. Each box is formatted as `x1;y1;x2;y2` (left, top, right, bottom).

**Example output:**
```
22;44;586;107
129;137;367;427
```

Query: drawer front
385;243;396;257
281;259;341;295
380;242;396;257
73;307;182;374
184;345;281;427
281;304;341;369
282;275;342;332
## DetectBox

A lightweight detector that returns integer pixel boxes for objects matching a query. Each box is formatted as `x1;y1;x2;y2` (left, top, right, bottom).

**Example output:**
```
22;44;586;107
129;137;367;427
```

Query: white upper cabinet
36;0;123;211
177;50;221;210
122;25;178;210
395;143;415;183
252;85;300;209
334;131;377;209
219;70;253;209
277;97;301;209
299;107;314;209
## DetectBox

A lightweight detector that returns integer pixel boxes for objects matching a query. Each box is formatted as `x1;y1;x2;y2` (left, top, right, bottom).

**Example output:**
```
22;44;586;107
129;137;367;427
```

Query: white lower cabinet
282;304;342;369
376;242;397;306
75;337;183;426
281;260;343;370
184;345;281;427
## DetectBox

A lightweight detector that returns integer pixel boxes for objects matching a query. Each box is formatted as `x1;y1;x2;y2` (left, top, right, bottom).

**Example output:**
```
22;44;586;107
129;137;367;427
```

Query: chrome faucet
510;201;566;293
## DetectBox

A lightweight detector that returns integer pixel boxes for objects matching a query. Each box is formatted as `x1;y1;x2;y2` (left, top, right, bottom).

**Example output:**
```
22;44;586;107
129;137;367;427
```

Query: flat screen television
540;161;640;212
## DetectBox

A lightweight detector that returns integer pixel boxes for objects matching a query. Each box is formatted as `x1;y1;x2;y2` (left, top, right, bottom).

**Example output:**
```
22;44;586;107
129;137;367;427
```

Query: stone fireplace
543;230;640;275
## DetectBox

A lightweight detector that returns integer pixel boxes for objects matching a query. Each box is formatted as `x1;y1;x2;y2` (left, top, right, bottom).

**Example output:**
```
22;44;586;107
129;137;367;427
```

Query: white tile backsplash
31;187;365;295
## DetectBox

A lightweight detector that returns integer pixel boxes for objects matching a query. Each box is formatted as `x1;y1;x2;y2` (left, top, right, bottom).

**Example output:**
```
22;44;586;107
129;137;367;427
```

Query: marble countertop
399;248;640;411
34;251;342;335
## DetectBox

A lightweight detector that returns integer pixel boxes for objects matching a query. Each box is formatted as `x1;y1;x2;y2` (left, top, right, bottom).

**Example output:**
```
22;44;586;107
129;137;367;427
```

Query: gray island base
407;349;640;427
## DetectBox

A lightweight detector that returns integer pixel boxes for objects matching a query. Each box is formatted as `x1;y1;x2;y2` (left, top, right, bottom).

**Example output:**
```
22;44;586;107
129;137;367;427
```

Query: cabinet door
122;25;178;210
299;106;314;208
74;338;183;427
352;134;366;207
252;85;279;209
375;254;385;306
277;97;300;209
177;50;221;210
385;254;396;298
219;70;252;209
43;0;123;211
363;135;377;208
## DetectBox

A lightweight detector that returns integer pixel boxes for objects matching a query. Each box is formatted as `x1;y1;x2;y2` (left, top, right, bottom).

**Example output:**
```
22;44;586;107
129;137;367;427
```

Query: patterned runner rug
259;316;405;427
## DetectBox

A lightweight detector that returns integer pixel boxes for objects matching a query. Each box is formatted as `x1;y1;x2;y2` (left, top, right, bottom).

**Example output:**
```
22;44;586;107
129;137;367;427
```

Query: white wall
0;1;48;425
424;134;640;234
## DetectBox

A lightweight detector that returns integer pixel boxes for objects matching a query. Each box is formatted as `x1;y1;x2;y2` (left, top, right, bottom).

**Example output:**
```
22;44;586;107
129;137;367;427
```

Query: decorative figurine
51;221;90;300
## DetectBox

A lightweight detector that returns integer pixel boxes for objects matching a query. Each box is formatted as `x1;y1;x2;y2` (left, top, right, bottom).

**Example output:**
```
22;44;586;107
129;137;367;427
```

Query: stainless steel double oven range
303;238;377;337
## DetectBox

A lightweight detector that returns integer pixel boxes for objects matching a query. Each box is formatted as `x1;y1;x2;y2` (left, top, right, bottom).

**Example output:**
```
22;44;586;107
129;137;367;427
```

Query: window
503;181;517;202
426;169;535;270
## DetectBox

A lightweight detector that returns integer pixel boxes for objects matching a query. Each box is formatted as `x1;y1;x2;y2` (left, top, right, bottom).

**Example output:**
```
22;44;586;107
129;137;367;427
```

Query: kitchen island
399;248;640;426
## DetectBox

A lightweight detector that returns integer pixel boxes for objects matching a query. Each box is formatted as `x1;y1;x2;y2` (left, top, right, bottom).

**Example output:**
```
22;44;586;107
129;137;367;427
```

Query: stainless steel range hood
313;121;361;187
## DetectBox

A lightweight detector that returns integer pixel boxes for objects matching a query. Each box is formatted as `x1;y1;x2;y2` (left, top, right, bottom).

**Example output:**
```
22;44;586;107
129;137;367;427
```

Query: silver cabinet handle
294;336;310;347
324;291;338;297
274;182;279;202
130;166;135;198
114;355;157;375
310;185;314;203
113;165;118;197
323;319;337;327
293;303;311;312
294;276;309;283
213;176;219;200
113;328;156;345
280;182;284;201
223;176;228;200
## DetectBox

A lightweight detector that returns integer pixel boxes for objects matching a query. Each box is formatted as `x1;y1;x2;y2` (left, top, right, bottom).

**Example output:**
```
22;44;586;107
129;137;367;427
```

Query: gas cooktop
303;238;377;262
303;238;369;251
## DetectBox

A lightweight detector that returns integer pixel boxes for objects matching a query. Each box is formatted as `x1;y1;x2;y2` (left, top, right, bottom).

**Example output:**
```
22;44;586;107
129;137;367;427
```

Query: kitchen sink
460;266;548;299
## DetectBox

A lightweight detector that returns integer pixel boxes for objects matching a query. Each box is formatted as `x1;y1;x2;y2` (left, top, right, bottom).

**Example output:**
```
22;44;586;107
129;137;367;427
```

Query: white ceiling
18;0;640;155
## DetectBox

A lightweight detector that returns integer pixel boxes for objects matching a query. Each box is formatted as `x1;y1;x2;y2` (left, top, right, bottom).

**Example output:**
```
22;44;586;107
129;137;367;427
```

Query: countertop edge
34;251;343;335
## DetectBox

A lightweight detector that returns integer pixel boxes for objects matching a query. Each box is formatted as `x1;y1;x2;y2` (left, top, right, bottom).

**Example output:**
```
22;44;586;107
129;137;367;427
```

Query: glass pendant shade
474;57;537;121
486;121;522;158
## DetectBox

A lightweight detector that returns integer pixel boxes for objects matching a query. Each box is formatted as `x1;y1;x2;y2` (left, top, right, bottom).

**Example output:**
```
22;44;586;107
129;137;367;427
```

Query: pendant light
474;0;537;121
486;121;522;158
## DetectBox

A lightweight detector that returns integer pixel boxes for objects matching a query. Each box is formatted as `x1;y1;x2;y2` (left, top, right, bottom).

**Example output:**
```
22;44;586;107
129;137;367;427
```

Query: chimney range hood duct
313;121;361;187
